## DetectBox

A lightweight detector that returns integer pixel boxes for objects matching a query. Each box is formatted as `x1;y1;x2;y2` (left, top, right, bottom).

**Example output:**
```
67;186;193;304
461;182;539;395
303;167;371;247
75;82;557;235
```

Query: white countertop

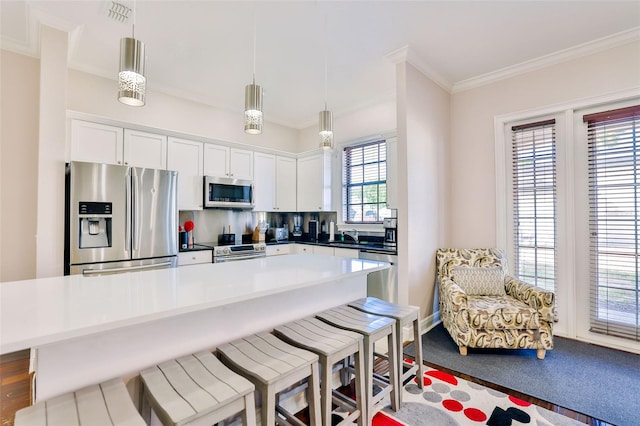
0;254;387;355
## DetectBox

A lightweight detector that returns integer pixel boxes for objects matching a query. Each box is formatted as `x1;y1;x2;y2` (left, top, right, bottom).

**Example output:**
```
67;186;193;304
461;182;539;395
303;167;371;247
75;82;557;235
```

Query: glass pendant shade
319;109;333;149
244;82;263;134
118;37;146;106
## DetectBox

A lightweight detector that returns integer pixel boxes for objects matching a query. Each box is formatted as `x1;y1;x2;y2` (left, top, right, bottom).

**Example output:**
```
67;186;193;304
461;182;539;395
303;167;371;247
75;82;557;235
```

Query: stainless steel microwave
203;176;254;209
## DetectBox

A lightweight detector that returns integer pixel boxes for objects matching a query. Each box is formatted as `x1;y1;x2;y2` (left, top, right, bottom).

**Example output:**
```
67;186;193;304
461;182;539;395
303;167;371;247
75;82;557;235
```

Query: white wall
396;62;450;319
67;70;300;153
449;40;640;247
297;98;396;153
0;50;39;282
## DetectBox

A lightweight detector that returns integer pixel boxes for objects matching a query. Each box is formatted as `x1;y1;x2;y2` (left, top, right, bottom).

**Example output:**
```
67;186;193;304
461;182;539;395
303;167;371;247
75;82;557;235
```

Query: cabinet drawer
178;251;212;266
266;245;291;256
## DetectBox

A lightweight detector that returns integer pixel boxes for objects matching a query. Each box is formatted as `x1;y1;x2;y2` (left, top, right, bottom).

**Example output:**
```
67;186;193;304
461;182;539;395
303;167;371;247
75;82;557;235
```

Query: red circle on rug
464;407;487;422
508;395;531;407
442;399;463;412
414;375;432;386
426;370;458;386
404;358;414;364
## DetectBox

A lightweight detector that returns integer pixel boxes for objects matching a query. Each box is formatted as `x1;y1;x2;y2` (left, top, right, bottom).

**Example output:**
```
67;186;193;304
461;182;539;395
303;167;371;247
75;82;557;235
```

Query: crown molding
452;27;640;93
385;45;453;93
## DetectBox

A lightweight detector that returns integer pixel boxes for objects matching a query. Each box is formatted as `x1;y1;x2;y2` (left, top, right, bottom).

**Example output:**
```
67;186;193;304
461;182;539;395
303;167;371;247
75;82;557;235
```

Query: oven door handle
215;253;265;263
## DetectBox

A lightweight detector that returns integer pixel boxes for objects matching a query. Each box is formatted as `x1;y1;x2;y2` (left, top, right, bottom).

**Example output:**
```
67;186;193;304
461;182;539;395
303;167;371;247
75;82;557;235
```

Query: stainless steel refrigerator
65;161;178;275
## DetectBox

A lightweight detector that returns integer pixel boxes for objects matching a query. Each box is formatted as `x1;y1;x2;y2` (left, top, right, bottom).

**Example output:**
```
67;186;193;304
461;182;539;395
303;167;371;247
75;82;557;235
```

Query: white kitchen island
0;254;388;401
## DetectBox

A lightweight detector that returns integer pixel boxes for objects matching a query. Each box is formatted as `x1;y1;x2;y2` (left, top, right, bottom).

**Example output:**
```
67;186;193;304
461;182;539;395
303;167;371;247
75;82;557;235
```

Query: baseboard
402;310;441;343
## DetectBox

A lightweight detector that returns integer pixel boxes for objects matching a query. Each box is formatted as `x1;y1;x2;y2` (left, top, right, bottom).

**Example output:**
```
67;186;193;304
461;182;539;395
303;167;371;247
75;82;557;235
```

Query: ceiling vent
105;1;131;24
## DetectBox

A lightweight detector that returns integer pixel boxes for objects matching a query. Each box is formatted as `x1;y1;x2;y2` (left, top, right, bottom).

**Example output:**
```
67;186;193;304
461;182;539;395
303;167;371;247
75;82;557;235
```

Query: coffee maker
383;218;397;248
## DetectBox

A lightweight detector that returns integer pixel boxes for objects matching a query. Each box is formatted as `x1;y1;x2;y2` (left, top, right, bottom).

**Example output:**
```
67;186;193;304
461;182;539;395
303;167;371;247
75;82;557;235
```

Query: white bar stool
273;317;366;426
217;332;322;426
348;297;425;398
315;305;399;425
139;351;256;426
14;378;144;426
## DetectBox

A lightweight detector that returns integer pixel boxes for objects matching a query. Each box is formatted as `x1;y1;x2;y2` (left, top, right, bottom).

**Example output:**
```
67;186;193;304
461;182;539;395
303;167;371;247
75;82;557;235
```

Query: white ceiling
2;1;639;129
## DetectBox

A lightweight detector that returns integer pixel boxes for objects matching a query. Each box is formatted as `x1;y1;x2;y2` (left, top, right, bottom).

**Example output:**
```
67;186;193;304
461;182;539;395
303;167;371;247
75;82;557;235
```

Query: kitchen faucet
343;229;359;243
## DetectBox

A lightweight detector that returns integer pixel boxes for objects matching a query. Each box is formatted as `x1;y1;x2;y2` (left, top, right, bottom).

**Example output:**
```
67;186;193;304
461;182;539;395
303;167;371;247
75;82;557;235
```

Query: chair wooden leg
459;346;467;356
537;348;546;360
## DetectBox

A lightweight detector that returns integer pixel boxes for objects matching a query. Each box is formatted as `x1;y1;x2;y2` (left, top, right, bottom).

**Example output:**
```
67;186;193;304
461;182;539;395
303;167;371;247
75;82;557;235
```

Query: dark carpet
404;324;640;426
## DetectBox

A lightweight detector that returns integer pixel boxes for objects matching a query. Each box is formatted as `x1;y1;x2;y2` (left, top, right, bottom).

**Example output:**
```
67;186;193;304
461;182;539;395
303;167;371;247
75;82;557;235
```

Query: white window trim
334;131;397;233
494;88;640;354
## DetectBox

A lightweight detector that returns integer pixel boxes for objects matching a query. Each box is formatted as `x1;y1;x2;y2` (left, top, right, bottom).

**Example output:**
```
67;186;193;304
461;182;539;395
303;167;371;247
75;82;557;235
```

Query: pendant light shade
244;80;263;134
319;109;333;149
118;37;146;106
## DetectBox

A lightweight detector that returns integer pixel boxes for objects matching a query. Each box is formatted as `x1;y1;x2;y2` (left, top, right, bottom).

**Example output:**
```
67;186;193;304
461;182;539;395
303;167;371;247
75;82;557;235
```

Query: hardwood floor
0;350;30;426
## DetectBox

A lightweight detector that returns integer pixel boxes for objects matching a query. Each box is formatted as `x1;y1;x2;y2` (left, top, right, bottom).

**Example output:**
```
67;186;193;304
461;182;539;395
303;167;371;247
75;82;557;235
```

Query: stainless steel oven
213;243;266;263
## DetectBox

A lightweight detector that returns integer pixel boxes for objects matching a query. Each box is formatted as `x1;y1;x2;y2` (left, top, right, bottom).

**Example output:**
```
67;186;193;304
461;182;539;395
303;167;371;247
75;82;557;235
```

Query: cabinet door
253;152;276;212
297;151;333;212
203;144;230;177
266;245;291;256
276;156;297;211
334;248;359;258
230;148;254;180
167;137;204;210
178;250;212;265
70;120;123;165
124;129;167;169
294;244;313;255
386;137;398;209
313;245;334;256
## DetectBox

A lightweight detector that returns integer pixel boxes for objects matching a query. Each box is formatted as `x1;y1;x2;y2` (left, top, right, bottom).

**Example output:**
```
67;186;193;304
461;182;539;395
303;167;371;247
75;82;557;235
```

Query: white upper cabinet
275;156;297;211
70;120;123;165
253;152;276;211
203;144;229;178
123;129;167;169
253;153;296;212
204;144;254;181
386;137;398;209
70;120;167;169
297;151;332;212
229;148;254;180
167;137;204;211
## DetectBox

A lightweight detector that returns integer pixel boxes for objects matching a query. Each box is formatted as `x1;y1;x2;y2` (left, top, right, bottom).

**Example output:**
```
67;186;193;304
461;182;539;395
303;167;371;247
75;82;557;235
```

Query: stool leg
387;328;399;412
362;334;374;426
413;317;425;389
320;356;332;426
140;384;152;424
308;362;322;426
354;341;366;426
262;384;276;426
395;320;404;406
243;392;257;426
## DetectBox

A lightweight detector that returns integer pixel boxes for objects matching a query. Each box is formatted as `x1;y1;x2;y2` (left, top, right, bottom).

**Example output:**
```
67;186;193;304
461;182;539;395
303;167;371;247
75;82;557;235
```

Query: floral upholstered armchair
436;248;555;359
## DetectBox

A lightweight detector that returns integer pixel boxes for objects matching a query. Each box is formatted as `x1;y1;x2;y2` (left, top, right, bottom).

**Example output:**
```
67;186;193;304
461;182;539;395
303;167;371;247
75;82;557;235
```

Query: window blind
343;140;390;223
585;105;640;341
511;119;557;293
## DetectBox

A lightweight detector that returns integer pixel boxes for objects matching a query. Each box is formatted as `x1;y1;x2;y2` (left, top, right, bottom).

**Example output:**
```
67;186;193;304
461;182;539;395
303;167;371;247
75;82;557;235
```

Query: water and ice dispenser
78;202;112;249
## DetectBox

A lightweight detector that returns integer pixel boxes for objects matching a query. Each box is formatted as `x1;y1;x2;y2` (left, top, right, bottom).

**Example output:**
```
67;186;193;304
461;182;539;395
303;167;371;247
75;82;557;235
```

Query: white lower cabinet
266;245;291;256
312;245;334;256
333;248;359;258
178;251;212;266
293;244;313;255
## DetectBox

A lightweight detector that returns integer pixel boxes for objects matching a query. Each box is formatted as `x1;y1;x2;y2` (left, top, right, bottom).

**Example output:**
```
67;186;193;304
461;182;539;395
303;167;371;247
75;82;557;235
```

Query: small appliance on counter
292;214;303;239
308;220;318;242
383;218;397;248
274;226;288;242
218;225;235;245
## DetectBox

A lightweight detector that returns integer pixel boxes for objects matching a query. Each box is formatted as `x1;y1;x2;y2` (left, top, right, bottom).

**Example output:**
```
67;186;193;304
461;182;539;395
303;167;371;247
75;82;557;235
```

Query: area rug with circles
365;363;583;426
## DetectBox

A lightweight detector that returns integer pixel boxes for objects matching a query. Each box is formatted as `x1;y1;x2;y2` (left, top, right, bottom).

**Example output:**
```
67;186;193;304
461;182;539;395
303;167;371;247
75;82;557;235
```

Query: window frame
342;139;390;225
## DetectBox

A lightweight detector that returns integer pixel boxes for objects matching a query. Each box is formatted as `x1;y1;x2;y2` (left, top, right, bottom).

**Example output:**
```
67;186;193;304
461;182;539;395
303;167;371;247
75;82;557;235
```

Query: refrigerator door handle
82;261;173;276
125;172;132;255
132;174;140;251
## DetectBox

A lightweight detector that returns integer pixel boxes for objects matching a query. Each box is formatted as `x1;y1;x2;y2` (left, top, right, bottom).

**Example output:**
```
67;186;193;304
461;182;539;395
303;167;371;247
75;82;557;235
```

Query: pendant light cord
252;12;257;84
132;0;136;38
323;12;328;109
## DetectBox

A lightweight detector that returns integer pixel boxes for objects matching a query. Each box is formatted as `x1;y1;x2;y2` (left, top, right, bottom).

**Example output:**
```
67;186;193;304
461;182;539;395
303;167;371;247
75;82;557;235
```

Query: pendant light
244;14;263;134
319;14;333;149
118;0;146;106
